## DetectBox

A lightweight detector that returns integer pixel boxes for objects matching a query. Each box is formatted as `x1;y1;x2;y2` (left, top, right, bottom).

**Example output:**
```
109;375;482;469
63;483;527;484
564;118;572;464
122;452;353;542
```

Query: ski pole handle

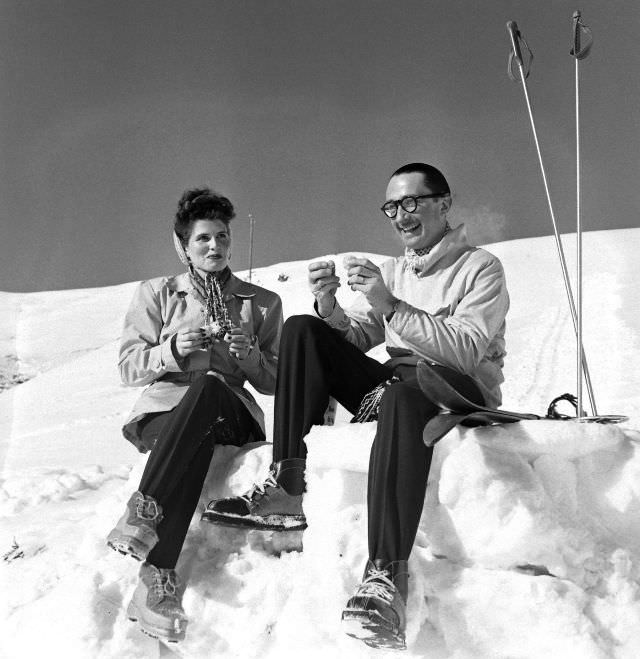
571;10;593;60
506;21;525;67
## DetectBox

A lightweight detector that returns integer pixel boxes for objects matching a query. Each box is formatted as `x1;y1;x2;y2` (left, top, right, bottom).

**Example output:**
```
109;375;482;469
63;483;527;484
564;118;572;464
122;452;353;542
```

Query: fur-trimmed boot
342;559;409;650
126;562;188;643
201;458;307;531
107;491;163;561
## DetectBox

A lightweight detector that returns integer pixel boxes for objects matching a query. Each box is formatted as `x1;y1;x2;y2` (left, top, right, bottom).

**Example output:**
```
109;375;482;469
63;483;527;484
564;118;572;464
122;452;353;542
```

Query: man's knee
379;381;437;419
380;382;422;407
282;314;329;341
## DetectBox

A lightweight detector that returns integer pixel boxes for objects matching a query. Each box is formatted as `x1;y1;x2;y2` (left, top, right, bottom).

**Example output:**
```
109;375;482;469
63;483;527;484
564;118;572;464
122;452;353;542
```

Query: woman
107;187;283;643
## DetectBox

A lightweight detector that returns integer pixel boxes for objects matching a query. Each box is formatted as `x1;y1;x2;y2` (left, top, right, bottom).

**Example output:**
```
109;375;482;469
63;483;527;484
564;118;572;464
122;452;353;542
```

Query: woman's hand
175;328;208;357
308;260;341;317
224;327;254;360
344;255;397;317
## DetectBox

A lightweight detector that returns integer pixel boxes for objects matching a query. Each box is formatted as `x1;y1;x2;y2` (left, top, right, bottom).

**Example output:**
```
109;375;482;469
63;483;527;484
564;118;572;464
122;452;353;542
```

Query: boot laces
355;568;396;604
240;473;279;504
152;569;180;600
135;495;161;521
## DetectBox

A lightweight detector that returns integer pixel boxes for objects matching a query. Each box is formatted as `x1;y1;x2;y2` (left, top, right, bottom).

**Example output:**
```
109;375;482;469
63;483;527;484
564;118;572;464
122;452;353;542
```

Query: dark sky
2;0;639;292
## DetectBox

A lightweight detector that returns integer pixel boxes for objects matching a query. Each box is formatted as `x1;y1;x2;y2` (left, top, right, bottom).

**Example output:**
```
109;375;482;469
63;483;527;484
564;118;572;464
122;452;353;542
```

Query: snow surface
1;228;640;658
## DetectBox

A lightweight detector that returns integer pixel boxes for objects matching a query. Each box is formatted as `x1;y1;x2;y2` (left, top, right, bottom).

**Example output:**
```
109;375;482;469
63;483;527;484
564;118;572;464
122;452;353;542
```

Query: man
203;163;509;649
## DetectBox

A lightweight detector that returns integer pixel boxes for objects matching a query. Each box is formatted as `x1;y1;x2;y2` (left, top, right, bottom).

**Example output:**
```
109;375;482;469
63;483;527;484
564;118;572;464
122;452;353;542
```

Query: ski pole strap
351;376;400;423
571;10;593;60
546;393;579;419
506;21;533;81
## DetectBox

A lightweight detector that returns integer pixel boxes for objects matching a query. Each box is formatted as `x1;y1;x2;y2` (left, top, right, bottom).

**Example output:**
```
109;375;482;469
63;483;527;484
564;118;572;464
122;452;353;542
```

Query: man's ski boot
107;491;163;561
342;559;409;650
201;458;307;530
126;562;188;643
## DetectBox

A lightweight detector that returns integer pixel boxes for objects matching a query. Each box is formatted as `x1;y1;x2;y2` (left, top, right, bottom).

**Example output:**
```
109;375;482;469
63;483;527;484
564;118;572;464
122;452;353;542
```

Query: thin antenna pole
248;213;255;282
506;21;597;415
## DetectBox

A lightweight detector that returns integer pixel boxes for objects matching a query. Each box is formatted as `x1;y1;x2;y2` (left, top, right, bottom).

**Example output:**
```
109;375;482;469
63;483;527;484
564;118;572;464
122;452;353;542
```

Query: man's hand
344;255;397;317
223;327;254;360
308;260;341;317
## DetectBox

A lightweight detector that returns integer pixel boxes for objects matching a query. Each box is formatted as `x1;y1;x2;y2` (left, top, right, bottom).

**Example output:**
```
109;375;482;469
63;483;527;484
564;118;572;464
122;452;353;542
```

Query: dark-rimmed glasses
380;193;448;219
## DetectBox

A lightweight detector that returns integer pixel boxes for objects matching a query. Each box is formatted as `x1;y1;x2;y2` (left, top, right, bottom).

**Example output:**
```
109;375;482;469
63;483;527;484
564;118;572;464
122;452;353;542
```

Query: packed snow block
423;420;640;586
303;420;375;572
303;417;639;593
471;418;625;458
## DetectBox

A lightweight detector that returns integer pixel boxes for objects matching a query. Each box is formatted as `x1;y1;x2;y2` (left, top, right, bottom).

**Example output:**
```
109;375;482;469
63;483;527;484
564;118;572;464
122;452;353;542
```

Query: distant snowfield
1;228;639;658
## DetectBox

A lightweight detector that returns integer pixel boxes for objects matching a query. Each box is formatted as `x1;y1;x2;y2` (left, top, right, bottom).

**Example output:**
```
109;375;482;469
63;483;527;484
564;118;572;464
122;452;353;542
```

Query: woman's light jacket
119;271;283;452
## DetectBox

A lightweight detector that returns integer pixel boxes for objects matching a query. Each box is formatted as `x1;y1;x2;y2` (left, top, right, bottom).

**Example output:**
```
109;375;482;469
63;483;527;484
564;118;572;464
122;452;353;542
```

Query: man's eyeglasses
380;193;448;219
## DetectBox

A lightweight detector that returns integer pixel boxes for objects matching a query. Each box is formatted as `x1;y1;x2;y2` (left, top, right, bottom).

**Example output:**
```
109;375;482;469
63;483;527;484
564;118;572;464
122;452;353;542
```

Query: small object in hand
343;255;360;269
202;320;232;342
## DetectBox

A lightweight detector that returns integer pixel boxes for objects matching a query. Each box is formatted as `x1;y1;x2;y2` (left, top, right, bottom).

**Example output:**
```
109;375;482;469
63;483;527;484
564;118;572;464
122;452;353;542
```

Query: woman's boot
126;562;188;643
107;491;163;561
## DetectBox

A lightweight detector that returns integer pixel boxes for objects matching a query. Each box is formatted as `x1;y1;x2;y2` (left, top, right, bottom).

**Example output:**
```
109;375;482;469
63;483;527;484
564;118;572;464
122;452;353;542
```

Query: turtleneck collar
403;223;471;277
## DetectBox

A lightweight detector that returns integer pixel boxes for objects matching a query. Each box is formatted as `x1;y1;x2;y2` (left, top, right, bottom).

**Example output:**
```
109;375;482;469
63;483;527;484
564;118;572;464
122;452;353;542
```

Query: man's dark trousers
272;315;483;563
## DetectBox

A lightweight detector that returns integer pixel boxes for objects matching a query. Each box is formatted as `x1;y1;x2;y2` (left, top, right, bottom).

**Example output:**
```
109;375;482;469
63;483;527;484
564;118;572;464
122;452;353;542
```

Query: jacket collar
168;271;255;300
403;224;472;277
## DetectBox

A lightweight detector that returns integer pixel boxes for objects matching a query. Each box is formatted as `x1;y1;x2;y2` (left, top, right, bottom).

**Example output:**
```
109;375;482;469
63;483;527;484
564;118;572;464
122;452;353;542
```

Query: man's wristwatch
385;298;401;322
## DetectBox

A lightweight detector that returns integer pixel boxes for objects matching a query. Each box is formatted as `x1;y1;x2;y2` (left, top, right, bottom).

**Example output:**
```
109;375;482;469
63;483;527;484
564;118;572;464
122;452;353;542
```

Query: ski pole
506;20;598;415
248;213;255;283
571;10;594;418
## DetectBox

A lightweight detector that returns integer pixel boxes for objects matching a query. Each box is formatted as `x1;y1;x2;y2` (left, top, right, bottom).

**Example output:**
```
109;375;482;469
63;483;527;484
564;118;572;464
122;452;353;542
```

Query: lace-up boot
126;562;188;643
107;491;163;561
342;559;409;650
201;458;306;530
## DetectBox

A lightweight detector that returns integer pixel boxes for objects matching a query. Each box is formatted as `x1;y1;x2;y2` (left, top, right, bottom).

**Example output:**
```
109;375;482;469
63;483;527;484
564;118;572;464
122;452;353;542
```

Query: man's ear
441;195;452;214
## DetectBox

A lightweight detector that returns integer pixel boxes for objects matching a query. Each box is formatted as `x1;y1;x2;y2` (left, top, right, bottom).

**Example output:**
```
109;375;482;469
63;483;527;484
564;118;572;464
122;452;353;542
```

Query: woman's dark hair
174;187;236;244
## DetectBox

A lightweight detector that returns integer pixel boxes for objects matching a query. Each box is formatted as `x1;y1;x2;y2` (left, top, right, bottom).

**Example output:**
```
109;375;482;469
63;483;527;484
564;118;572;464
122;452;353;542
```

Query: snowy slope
1;228;639;658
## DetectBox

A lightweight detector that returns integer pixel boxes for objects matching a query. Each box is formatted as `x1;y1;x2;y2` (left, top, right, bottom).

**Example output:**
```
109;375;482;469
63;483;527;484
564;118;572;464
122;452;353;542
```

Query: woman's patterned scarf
189;267;233;340
172;230;233;340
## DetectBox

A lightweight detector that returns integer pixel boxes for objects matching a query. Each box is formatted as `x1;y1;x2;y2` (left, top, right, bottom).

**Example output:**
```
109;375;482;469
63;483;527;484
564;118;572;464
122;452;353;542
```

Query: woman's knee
187;373;232;401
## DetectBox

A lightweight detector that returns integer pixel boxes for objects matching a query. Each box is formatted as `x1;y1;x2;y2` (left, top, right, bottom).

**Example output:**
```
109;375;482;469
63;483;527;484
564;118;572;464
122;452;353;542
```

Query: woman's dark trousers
273;314;483;563
137;375;263;569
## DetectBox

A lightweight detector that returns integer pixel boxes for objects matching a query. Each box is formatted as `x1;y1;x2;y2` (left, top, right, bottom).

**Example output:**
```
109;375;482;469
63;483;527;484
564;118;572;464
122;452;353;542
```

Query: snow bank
303;420;640;657
2;230;640;658
2;414;640;658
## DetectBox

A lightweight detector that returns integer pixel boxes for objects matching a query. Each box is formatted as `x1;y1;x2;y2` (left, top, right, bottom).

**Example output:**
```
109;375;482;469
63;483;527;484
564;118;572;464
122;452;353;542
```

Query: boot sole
201;511;307;531
106;537;148;562
126;600;187;643
342;610;406;650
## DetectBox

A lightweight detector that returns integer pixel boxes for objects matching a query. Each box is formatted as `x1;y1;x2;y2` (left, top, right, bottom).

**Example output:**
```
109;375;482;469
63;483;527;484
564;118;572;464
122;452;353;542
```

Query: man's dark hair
390;163;450;195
